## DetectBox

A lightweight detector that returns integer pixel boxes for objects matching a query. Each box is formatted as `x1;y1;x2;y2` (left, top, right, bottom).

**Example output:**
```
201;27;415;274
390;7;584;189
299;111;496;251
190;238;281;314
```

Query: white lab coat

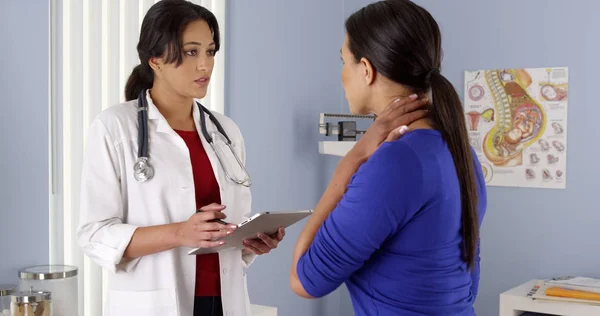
77;91;257;316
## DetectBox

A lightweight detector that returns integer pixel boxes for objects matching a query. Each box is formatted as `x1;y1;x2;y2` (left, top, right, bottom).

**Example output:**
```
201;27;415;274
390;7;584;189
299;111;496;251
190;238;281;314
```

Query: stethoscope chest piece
133;157;154;182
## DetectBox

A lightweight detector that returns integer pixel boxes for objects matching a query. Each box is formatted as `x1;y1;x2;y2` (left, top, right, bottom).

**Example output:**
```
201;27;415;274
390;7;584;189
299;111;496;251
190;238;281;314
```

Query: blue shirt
297;129;487;315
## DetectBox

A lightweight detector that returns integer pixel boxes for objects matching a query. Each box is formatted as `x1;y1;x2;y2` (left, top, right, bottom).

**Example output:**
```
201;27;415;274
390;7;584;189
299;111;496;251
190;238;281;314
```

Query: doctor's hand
349;94;429;162
176;203;237;248
242;227;286;255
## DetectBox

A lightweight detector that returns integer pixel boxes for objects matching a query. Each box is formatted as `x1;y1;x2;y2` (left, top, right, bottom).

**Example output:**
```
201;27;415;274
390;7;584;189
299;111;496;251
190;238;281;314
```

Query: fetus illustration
542;169;553;181
540;84;568;101
540;68;568;101
539;139;550;152
552;122;564;134
552;140;565;152
525;168;535;180
482;69;547;166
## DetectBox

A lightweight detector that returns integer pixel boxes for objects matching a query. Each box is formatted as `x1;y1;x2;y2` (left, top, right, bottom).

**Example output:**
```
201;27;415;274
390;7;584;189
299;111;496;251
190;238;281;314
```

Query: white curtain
49;1;226;315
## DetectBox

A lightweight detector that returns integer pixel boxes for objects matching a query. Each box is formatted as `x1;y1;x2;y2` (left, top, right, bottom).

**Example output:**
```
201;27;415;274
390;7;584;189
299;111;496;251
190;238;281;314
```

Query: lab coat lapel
144;92;225;203
145;90;182;137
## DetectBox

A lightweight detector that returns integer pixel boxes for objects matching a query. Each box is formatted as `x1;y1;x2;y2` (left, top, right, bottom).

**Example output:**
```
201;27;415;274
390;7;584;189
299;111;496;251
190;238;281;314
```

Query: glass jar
10;290;52;316
0;285;16;316
18;265;77;316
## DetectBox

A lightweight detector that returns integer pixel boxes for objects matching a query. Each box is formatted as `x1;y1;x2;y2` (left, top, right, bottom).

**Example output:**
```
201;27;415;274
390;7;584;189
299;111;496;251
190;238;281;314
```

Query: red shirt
175;129;221;297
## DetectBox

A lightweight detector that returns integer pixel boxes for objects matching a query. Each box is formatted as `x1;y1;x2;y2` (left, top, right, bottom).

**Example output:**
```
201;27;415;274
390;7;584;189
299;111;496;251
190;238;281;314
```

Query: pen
196;210;233;226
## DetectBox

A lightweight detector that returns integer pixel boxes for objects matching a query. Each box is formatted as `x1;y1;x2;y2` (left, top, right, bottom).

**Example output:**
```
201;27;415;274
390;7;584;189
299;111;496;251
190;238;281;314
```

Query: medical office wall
225;0;348;315
0;0;50;283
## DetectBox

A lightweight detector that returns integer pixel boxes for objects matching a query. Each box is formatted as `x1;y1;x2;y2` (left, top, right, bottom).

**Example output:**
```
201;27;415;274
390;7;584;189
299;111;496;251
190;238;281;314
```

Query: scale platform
318;141;356;156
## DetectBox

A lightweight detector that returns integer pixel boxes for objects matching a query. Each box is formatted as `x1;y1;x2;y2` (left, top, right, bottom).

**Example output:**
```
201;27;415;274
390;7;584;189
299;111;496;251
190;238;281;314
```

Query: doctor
77;1;284;316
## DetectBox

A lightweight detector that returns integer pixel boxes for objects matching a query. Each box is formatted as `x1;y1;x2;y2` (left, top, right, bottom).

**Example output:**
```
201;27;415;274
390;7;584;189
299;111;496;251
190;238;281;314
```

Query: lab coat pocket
107;288;177;316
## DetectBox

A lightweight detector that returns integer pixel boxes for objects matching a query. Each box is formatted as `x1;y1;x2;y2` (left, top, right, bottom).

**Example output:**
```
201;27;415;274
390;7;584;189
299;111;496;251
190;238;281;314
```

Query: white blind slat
140;0;155;27
83;1;105;315
61;0;85;315
105;0;121;109
119;0;140;103
83;0;102;142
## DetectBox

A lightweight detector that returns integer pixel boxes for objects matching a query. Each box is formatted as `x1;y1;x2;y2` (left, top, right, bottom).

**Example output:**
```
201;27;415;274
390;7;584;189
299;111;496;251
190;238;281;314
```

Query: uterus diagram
466;108;495;131
482;69;547;167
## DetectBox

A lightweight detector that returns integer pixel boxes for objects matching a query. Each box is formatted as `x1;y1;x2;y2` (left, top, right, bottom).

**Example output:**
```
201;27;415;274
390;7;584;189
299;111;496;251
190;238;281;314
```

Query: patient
290;1;487;315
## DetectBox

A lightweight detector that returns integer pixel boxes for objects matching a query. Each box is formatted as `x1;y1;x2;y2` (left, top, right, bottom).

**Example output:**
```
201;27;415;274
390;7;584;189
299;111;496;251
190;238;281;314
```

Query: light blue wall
228;0;598;315
225;0;348;315
0;1;50;284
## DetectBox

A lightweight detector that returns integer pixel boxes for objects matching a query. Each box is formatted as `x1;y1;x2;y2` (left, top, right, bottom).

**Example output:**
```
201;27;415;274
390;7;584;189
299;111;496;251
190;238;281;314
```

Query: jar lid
32;290;51;301
19;265;78;280
0;284;16;296
10;290;51;304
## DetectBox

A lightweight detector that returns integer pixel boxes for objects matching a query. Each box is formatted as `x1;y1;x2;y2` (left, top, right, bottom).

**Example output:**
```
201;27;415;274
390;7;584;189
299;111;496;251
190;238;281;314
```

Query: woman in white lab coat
77;1;285;316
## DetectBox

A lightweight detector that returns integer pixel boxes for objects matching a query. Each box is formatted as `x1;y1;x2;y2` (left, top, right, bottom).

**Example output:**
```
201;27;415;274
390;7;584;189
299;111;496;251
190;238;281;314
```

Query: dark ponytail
428;71;479;270
345;0;479;269
124;0;221;101
125;64;154;101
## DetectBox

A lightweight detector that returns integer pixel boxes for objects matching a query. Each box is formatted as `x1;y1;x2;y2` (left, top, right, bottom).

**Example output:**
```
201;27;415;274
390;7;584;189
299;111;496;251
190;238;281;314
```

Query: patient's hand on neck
367;77;432;131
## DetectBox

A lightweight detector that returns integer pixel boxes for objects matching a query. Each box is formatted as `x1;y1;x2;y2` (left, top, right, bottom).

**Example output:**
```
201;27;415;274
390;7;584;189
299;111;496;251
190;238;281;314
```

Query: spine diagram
482;69;547;167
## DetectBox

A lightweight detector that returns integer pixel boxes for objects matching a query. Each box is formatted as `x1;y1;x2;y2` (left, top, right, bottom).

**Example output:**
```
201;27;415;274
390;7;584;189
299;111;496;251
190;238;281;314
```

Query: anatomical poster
464;67;568;189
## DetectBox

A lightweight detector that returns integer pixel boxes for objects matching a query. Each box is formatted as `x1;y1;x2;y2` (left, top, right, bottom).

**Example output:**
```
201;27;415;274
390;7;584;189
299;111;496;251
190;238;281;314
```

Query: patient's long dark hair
124;0;220;101
345;0;479;270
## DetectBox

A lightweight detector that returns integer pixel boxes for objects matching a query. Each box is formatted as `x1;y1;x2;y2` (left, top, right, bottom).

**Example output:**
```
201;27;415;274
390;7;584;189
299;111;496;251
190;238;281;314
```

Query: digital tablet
188;210;313;255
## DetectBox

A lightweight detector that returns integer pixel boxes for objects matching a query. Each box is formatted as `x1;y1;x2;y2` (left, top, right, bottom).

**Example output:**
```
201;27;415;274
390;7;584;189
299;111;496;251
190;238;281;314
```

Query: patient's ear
360;57;375;86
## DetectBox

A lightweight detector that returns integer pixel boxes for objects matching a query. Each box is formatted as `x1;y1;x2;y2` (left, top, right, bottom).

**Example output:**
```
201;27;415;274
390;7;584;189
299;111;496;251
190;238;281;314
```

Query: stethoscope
133;90;252;187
